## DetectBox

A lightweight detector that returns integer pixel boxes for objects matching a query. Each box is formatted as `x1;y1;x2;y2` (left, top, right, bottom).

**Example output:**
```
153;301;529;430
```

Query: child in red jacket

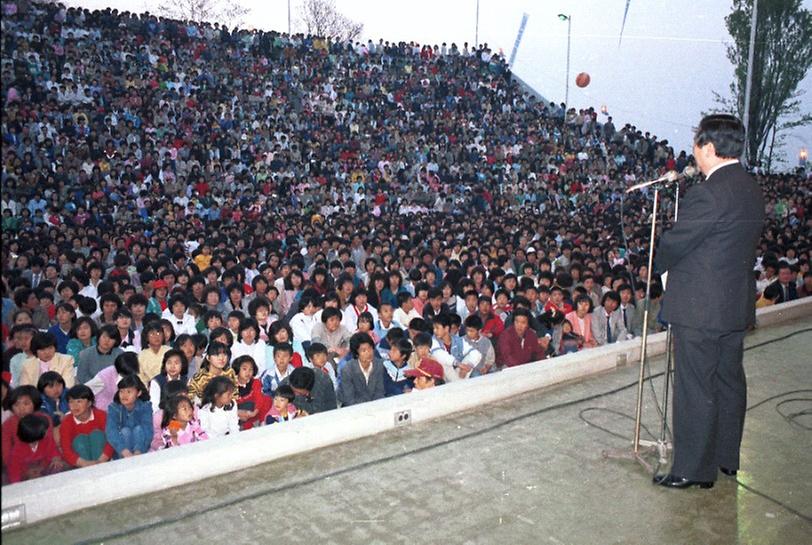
60;385;114;468
232;355;271;430
7;414;65;483
2;386;54;476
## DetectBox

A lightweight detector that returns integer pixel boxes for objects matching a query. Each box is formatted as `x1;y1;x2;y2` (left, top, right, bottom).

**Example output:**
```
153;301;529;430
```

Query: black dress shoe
719;467;737;477
653;473;714;489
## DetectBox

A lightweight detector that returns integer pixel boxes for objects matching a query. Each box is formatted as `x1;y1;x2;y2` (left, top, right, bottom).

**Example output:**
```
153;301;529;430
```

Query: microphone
625;166;698;193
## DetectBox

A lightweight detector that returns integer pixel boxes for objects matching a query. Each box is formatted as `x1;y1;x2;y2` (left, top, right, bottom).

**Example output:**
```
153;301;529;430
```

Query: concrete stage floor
6;317;812;545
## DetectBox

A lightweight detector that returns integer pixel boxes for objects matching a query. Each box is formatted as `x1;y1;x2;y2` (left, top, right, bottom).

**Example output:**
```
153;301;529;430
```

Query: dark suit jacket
337;359;386;406
281;369;338;414
769;281;798;304
656;163;764;332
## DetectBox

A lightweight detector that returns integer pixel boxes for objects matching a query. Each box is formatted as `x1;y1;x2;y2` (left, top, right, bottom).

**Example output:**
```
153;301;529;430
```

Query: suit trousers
671;325;747;482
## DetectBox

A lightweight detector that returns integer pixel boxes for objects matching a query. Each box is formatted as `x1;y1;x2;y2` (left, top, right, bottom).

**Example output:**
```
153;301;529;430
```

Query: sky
64;0;812;168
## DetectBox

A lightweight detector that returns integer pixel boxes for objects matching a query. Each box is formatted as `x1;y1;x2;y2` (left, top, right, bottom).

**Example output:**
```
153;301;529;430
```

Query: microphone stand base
602;439;672;474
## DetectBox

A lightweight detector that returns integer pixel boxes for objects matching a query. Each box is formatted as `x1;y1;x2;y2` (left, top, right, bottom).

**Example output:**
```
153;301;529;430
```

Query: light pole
558;13;571;106
475;0;480;47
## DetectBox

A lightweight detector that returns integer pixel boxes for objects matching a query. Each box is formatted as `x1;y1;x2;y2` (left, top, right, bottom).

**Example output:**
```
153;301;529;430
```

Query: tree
717;0;812;169
299;0;364;42
158;0;249;29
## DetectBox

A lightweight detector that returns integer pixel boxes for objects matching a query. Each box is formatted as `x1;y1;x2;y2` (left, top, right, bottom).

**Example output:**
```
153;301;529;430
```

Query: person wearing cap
147;279;169;316
404;358;445;390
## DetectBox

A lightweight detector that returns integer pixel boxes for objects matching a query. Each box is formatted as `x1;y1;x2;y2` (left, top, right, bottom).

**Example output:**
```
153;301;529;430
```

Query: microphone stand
603;176;680;473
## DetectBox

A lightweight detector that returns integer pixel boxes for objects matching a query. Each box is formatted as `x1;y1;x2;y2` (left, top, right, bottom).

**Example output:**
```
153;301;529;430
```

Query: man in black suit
654;114;764;489
770;262;798;303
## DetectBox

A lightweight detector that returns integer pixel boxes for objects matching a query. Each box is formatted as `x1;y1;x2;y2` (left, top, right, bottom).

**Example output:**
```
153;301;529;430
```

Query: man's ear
700;141;717;160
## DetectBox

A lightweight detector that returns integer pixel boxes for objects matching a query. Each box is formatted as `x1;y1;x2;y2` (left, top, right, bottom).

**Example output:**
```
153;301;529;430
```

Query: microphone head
665;170;679;182
683;166;698;178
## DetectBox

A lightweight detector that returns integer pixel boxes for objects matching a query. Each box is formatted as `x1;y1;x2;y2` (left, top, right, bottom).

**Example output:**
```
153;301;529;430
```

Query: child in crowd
149;349;189;413
356;311;379;343
19;331;75;389
173;334;201;378
392;292;421;327
105;375;153;458
230;318;267;375
462;315;496;376
337;333;386;406
8;324;37;387
410;332;433;368
160;394;208;448
7;414;64;483
384;337;413;396
199;376;240;439
188;342;239;403
268;321;306;367
261;342;295;397
86;352;141;411
305;342;337;390
65;317;97;366
138;321;170;387
559;320;582;355
311;307;351;366
37;371;69;427
226;311;243;340
2;385;52;470
232;355;271;430
264;385;304;424
60;385;114;468
150;382;192;451
247;297;273;343
76;324;123;383
404;358;446;390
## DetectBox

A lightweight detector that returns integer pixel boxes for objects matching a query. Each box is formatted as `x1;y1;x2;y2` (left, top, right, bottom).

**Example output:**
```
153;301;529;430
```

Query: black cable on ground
69;327;812;544
774;398;812;431
577;327;812;525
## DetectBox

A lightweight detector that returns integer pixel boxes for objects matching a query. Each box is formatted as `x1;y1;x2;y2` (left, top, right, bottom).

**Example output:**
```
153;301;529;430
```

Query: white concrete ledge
3;298;810;527
755;297;812;327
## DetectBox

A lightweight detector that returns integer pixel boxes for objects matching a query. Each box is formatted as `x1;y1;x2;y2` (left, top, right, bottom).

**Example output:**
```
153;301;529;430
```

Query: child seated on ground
232;355;271;430
60;385;114;468
264;385;304;424
105;375;153;459
7;413;64;483
150;381;193;451
160;393;208;448
2;385;53;477
199;376;240;439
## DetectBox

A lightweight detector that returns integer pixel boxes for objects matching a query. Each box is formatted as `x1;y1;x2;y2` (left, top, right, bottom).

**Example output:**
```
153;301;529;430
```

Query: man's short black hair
289;367;315;391
693;114;745;158
17;413;50;443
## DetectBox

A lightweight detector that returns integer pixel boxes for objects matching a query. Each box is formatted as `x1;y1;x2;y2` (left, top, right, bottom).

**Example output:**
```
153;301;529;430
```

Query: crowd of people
1;0;810;484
